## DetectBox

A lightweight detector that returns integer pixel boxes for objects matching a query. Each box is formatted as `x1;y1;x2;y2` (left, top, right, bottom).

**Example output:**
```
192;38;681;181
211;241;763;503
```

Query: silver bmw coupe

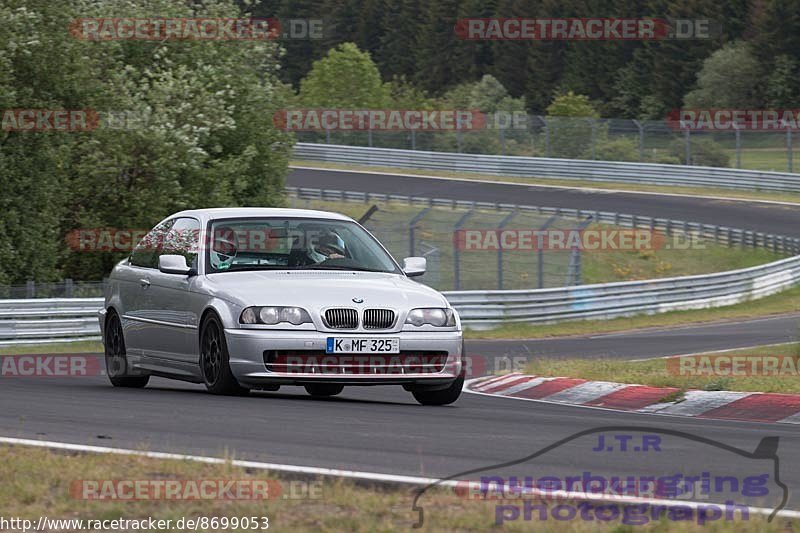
99;208;464;405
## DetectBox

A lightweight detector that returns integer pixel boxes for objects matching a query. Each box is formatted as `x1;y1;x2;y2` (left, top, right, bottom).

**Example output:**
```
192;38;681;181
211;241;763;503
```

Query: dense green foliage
5;0;800;284
251;0;796;117
1;0;291;283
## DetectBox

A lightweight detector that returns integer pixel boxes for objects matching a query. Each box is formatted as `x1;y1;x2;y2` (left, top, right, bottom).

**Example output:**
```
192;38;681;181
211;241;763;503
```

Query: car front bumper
224;328;463;387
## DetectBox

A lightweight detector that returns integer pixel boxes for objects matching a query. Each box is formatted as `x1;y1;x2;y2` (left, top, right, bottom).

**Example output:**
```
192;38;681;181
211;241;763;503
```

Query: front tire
411;374;464;406
304;384;344;397
200;314;249;396
104;312;149;388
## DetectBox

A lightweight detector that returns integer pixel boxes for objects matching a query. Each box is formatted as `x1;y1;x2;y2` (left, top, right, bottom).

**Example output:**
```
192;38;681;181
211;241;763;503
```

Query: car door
141;217;203;367
122;219;174;357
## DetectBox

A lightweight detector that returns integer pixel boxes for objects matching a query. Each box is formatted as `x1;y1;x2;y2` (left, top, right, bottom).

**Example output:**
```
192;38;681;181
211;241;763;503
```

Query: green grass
0;340;102;355
524;343;800;394
581;224;784;284
291;159;800;205
0;445;792;532
465;285;800;339
728;148;799;172
291;196;785;291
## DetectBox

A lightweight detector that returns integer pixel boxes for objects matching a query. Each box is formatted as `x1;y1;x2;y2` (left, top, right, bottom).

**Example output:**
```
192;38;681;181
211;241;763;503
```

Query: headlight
405;308;456;327
240;306;312;325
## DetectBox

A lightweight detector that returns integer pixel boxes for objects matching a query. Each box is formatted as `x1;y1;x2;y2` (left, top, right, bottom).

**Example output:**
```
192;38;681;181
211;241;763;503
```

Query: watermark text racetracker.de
454;18;714;40
668;354;800;377
0;516;270;532
667;109;800;131
0;355;101;378
69;17;324;41
70;478;322;501
453;228;706;252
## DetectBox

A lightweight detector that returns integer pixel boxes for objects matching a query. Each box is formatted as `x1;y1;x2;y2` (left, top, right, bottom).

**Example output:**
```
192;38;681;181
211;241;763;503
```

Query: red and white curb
466;373;800;425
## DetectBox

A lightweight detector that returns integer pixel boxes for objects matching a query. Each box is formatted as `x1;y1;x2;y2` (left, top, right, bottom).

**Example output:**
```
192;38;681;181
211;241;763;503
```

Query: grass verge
0;340;103;355
0;445;792;532
291;159;800;205
524;343;800;394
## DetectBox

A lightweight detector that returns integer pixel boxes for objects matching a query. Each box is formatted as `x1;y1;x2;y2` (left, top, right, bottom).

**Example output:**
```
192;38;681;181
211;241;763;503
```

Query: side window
130;219;175;269
161;217;201;270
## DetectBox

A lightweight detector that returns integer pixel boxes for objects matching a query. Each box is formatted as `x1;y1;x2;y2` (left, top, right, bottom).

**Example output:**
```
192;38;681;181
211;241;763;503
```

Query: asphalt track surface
287;167;800;236
3;168;800;515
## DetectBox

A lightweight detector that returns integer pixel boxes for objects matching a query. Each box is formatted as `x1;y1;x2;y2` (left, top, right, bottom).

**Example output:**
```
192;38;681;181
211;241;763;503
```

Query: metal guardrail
287;187;800;255
445;255;800;328
293;143;800;193
3;187;800;344
0;298;103;346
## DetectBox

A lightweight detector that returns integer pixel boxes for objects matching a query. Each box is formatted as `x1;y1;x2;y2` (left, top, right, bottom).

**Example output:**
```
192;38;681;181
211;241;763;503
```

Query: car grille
264;351;448;374
363;309;396;329
324;308;358;329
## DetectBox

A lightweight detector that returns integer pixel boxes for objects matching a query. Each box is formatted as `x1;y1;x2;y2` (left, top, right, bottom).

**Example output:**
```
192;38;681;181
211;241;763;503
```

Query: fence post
633;119;644;162
787;127;793;173
684;128;691;165
26;280;35;298
368;127;373;148
537;215;559;289
453;209;474;291
734;124;741;169
499;126;506;156
408;207;431;257
65;278;74;298
568;217;594;285
325;126;331;144
590;118;597;160
497;210;517;290
542;116;551;157
410;128;416;150
456;124;463;153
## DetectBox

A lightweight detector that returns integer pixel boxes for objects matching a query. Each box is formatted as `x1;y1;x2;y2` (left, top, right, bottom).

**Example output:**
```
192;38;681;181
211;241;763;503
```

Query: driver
210;226;238;270
308;231;346;263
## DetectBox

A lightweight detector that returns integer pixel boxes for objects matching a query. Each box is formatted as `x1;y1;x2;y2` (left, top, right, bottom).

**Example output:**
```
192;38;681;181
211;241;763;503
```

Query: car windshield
205;217;401;274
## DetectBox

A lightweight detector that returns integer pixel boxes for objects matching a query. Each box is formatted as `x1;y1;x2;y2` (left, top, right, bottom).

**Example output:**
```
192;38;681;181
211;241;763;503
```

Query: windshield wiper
303;265;386;273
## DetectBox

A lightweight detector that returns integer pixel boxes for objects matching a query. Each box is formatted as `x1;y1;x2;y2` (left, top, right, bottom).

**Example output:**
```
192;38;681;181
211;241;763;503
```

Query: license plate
326;337;400;354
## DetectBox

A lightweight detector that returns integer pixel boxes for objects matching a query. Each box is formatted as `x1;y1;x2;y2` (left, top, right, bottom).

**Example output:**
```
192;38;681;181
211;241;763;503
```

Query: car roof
170;207;354;223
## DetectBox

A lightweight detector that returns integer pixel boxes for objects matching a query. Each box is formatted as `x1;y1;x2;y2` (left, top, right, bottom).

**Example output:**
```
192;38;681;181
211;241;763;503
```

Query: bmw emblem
352;297;364;304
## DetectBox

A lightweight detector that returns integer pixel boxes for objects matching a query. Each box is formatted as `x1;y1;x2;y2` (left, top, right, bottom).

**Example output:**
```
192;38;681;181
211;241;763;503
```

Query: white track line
778;412;800;424
543;381;629;404
639;391;753;416
290;165;800;207
0;436;440;487
472;373;523;391
496;377;551;396
2;435;798;520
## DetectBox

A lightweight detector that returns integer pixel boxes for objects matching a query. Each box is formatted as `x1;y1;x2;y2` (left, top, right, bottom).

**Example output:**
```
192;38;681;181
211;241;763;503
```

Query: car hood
204;270;449;309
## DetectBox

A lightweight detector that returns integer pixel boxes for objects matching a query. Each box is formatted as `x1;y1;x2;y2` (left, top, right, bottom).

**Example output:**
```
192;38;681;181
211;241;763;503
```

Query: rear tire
104;312;149;389
304;384;344;397
200;314;249;396
412;374;464;406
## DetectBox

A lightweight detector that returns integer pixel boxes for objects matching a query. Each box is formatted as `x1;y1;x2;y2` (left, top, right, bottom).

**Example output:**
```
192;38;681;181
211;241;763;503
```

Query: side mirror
403;257;426;277
158;254;192;275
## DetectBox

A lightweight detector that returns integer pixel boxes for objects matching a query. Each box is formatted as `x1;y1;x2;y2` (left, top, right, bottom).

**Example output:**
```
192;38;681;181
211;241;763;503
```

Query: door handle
139;278;151;288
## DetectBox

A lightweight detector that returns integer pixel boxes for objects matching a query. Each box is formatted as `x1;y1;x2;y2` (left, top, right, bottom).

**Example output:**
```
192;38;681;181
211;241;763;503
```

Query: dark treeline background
246;0;800;118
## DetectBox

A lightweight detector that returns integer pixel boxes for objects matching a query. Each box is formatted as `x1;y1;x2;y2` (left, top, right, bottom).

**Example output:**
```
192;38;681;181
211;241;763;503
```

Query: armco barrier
0;298;103;346
3;186;800;342
293;143;800;193
444;255;800;328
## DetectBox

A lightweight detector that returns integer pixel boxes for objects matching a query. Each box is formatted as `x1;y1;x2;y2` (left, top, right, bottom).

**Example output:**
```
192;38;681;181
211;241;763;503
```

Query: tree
766;55;800;108
683;41;763;108
1;0;292;283
545;92;600;158
299;43;387;107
